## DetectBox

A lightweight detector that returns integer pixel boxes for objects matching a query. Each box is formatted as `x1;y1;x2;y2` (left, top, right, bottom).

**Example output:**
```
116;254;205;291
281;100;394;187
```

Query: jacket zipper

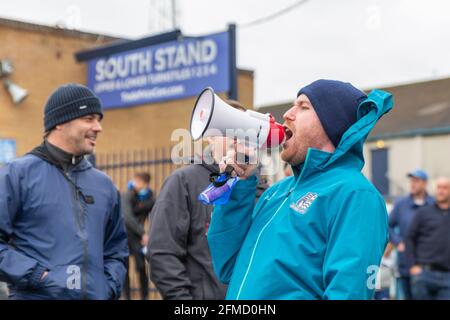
235;160;307;299
68;171;88;300
236;194;290;299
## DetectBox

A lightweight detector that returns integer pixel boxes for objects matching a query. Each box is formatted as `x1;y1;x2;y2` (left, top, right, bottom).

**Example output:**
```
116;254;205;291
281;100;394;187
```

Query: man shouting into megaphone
207;79;394;300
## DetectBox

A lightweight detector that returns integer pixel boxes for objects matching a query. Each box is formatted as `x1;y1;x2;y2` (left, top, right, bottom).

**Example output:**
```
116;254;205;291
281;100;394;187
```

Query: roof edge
75;29;182;62
0;16;121;41
368;126;450;141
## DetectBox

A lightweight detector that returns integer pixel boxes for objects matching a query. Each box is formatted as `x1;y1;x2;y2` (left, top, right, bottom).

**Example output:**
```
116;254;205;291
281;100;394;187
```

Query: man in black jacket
123;172;155;300
148;157;226;300
407;177;450;300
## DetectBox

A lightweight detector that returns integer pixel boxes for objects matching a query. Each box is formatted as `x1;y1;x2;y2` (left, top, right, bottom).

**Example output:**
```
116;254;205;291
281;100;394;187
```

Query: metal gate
96;147;183;299
96;146;182;194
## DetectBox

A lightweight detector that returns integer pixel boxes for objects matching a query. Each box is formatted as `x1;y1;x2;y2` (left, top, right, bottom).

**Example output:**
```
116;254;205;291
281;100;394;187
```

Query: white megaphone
190;87;285;148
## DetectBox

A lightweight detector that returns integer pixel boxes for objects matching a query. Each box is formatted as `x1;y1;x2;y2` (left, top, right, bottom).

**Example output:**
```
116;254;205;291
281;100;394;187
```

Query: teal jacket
207;90;393;300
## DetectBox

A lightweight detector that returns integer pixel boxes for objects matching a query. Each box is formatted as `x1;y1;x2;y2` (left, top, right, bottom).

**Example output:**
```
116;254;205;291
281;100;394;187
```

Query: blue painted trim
228;23;238;100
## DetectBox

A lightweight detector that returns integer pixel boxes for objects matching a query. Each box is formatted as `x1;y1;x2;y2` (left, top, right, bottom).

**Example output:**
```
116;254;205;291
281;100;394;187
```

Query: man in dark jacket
123;172;155;300
0;83;128;300
388;170;434;299
407;177;450;300
148;158;227;300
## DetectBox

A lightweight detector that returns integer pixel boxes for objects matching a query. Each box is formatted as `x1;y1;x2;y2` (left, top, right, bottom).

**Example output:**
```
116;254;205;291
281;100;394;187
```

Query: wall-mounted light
4;79;28;104
0;59;13;77
0;59;29;105
376;139;386;149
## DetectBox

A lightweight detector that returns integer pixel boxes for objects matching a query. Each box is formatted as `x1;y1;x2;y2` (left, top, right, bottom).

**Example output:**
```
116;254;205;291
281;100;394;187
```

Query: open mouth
284;126;293;142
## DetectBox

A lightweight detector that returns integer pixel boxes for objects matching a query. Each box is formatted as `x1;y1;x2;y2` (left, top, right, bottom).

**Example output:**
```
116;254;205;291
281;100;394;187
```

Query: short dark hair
135;172;151;184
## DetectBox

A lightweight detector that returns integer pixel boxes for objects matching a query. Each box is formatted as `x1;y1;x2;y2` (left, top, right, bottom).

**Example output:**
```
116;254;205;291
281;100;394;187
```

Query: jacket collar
189;154;220;174
408;193;434;207
28;141;92;172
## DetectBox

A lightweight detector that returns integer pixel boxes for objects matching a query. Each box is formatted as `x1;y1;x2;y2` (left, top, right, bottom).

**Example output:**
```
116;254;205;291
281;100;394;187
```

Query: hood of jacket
292;89;393;179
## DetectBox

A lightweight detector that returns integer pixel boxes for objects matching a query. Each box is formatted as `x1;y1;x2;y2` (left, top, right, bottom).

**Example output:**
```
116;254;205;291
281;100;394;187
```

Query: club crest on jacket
290;192;318;214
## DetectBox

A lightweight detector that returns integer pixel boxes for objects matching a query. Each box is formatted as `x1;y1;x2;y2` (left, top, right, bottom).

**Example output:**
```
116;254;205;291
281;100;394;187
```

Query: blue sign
0;139;16;165
87;31;230;109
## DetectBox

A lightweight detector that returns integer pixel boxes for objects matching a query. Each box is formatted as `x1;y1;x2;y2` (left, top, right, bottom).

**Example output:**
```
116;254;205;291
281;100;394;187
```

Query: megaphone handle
224;164;234;176
210;166;233;187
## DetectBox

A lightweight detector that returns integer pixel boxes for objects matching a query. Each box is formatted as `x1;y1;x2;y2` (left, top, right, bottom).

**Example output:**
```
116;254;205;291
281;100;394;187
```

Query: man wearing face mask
123;172;155;300
0;83;128;300
207;79;393;299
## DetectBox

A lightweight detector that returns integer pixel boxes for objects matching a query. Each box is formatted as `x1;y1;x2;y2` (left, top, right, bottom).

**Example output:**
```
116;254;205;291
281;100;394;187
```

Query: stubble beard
280;141;307;166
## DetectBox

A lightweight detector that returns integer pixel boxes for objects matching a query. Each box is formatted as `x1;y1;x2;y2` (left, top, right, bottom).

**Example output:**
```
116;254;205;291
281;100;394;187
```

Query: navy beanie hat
297;79;367;147
44;83;103;132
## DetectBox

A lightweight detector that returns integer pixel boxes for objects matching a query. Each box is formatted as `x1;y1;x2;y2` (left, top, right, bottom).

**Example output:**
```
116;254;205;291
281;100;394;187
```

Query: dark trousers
124;251;149;300
398;276;413;300
374;288;390;300
411;269;450;300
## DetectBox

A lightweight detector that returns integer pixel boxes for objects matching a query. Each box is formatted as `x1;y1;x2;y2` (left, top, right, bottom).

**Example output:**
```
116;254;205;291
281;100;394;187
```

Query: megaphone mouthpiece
265;114;285;148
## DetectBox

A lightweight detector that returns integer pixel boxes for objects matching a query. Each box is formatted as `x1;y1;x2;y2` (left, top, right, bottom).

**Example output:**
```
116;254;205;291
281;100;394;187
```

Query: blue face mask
137;188;151;201
138;188;149;197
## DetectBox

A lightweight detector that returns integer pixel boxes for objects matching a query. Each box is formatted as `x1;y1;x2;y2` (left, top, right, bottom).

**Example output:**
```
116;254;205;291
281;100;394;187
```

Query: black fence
96;147;183;194
96;147;184;299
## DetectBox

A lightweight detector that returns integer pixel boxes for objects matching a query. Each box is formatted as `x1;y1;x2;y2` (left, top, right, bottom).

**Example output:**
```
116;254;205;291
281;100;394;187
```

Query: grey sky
1;0;449;106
